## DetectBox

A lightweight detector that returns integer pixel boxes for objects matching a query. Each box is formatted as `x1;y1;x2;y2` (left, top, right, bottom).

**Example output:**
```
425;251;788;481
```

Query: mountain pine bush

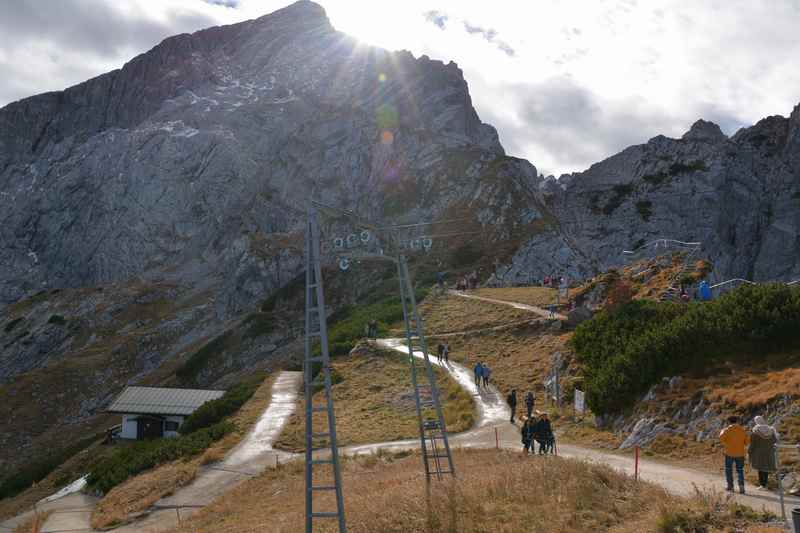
572;283;800;415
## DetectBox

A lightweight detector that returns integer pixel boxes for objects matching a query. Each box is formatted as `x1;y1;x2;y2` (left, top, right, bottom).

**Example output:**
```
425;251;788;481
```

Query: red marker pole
634;446;640;481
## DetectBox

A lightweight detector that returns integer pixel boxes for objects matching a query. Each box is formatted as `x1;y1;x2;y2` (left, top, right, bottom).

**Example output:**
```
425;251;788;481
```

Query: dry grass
167;448;776;533
275;345;474;451
413;293;533;335
12;510;52;533
439;323;571;402
473;286;558;308
91;461;198;529
90;374;276;528
412;293;572;404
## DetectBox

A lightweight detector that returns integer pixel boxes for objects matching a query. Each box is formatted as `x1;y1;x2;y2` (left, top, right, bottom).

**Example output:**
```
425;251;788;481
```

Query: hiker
443;342;450;364
534;412;554;454
521;417;536;454
482;365;492;388
469;271;478;290
749;416;779;490
548;304;556;319
436;343;444;363
436;271;445;294
720;415;749;494
367;319;378;339
474;361;483;386
507;389;518;423
525;391;535;418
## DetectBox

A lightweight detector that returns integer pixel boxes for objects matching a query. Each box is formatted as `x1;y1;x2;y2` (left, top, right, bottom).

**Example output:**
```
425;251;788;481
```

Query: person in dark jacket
749;416;779;489
521;417;535;454
507;390;518;423
436;343;444;363
524;391;535;418
473;361;483;386
535;413;554;454
443;342;450;364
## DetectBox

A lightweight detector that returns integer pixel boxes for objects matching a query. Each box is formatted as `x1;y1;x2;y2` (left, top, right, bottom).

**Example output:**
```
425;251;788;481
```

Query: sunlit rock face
0;0;524;313
505;106;800;284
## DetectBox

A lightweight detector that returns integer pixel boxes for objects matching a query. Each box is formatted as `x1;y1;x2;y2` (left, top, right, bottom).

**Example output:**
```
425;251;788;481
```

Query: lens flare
375;103;398;130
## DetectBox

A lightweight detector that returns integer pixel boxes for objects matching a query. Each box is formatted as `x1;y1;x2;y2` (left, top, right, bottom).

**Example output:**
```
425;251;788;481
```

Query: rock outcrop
506;104;800;284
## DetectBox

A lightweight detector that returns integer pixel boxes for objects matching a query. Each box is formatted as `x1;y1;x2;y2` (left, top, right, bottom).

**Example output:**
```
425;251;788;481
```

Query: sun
323;2;417;52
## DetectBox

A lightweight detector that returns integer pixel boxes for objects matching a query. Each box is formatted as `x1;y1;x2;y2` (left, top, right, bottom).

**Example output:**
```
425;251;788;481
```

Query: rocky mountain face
0;0;543;316
0;1;544;475
505;107;800;284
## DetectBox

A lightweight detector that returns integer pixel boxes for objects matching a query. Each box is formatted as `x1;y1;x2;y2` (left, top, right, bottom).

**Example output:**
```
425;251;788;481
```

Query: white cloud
1;0;799;176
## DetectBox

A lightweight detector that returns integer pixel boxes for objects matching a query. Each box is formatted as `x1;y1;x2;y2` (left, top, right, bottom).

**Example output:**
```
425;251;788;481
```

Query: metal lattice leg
396;255;455;481
304;208;347;533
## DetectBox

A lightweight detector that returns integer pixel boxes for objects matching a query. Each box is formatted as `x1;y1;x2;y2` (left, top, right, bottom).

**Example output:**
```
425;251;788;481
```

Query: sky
1;0;799;177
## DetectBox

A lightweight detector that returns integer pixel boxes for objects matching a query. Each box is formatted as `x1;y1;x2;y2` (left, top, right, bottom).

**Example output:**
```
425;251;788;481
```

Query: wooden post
495;427;499;449
634;446;640;481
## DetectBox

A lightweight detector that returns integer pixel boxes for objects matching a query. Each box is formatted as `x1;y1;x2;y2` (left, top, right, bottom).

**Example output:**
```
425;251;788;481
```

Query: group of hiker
521;412;555;455
507;389;556;454
455;270;479;291
473;361;492;388
719;415;781;494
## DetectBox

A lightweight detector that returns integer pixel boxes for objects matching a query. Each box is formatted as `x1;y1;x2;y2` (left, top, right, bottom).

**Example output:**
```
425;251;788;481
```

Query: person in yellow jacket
719;415;750;494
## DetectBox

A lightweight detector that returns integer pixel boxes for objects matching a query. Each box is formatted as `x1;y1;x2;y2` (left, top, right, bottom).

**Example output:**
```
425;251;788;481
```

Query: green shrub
0;434;100;501
642;160;708;188
243;312;273;340
48;314;67;326
176;331;234;383
668;160;708;175
451;242;483;266
87;422;234;494
572;284;800;415
3;317;23;333
602;184;634;215
635;200;653;221
260;273;305;312
321;288;428;357
179;374;264;435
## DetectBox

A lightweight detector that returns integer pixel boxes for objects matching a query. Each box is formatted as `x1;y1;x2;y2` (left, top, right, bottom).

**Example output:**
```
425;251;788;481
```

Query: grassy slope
413;292;534;335
275;345;474;451
166;448;777;533
472;286;558;308
90;373;276;529
416;292;572;408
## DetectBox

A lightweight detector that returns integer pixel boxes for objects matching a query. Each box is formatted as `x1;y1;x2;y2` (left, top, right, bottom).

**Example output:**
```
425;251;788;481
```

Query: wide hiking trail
449;289;569;321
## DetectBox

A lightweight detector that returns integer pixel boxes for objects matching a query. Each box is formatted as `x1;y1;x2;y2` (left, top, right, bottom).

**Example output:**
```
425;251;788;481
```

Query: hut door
137;417;164;440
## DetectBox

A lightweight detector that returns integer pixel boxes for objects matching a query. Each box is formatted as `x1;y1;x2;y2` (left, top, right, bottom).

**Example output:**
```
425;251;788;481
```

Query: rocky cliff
506;107;800;284
0;0;540;316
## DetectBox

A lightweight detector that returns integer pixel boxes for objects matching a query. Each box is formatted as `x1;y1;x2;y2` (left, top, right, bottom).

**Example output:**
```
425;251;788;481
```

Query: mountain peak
255;0;329;24
681;119;726;143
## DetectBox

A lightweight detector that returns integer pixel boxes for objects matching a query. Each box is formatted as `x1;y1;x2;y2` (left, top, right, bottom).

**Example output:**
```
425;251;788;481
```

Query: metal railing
775;443;800;523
